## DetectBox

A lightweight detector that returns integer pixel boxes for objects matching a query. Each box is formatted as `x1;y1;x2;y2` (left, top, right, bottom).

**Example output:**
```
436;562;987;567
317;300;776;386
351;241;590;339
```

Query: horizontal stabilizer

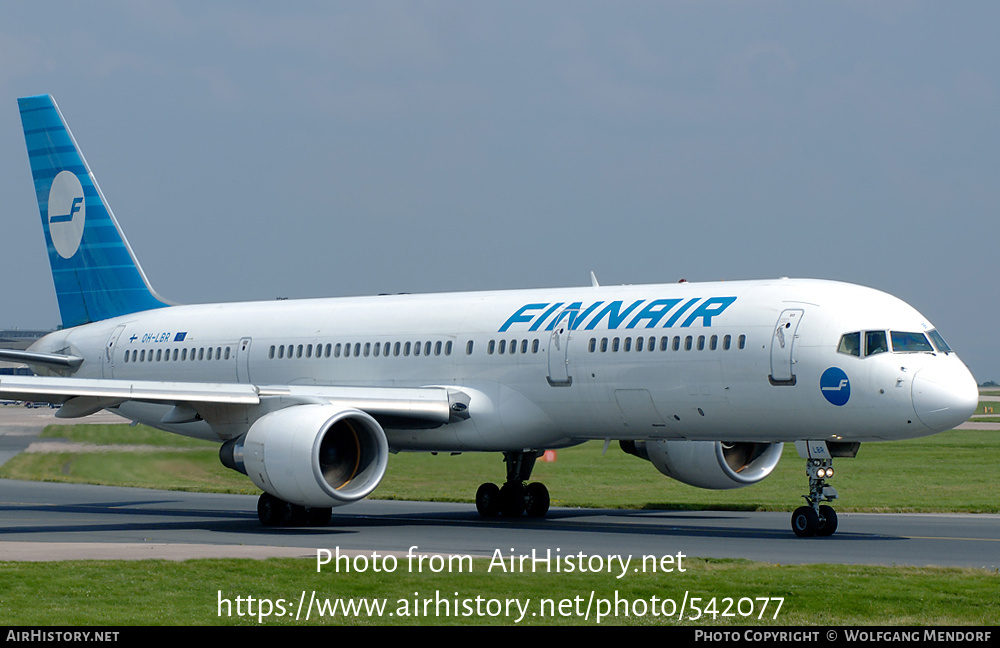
0;349;83;372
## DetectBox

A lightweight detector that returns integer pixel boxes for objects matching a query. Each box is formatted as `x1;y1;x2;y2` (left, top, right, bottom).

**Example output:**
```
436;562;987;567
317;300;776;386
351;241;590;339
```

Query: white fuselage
30;277;978;452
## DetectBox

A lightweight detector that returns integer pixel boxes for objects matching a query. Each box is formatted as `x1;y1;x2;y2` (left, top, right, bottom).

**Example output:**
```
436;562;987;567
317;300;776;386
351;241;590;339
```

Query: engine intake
621;439;783;490
229;404;388;507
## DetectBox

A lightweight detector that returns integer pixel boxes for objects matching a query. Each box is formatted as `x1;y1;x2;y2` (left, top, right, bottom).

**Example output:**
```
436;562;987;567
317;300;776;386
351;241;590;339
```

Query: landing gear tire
258;493;293;527
816;505;838;537
791;505;819;537
476;482;501;517
304;506;333;527
257;494;332;527
524;482;550;517
499;482;526;517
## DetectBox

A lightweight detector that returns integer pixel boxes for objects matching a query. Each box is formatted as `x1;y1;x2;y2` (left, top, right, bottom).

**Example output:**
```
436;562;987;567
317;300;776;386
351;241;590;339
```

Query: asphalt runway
1;406;998;569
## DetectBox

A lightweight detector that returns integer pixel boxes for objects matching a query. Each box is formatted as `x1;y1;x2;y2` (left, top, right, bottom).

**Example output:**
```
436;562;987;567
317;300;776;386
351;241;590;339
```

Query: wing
0;375;470;427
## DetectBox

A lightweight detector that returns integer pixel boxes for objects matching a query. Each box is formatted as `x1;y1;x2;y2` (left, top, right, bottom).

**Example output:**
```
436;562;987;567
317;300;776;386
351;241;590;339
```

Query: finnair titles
499;297;735;333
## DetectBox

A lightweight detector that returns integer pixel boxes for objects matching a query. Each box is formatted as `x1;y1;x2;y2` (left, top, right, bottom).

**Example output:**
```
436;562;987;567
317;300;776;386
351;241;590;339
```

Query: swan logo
820;367;851;406
47;170;86;259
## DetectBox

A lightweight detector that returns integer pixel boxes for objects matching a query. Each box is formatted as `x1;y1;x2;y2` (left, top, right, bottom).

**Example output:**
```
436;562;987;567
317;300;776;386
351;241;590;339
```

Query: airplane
0;94;979;537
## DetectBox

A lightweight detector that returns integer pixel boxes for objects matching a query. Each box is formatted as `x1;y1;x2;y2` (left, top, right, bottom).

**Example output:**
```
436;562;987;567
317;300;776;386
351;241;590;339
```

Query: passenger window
838;332;861;357
738;335;746;350
466;340;474;355
865;331;888;356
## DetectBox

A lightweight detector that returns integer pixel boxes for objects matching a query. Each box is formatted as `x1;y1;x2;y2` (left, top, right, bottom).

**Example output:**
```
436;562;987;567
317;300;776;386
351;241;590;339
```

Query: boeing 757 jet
0;95;979;536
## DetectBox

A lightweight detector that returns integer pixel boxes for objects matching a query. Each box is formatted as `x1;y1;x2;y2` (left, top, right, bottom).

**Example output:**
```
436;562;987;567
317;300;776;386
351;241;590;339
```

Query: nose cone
911;361;979;432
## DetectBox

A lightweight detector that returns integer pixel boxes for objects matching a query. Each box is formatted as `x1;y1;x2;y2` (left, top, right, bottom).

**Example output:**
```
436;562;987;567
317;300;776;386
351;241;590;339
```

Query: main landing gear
257;492;332;527
790;457;838;537
476;450;550;518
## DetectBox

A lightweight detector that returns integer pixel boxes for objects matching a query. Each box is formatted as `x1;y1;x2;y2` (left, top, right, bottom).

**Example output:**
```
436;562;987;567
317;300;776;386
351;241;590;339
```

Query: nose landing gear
791;458;838;537
790;440;858;538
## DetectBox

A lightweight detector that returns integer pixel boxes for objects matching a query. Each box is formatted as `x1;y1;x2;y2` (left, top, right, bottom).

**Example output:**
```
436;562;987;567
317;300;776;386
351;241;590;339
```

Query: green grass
2;423;999;626
0;558;996;625
3;424;997;513
976;401;1000;415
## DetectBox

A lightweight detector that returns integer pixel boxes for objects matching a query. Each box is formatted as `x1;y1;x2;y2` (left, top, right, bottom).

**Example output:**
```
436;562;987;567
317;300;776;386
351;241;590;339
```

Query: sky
0;2;998;380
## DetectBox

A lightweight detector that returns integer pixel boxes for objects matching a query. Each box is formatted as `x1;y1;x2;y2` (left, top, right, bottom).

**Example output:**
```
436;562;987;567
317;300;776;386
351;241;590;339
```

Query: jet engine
222;404;389;507
621;439;783;489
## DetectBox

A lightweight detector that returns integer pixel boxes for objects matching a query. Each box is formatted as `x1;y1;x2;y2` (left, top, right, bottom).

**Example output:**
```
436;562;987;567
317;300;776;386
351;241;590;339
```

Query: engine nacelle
622;439;783;490
235;404;389;507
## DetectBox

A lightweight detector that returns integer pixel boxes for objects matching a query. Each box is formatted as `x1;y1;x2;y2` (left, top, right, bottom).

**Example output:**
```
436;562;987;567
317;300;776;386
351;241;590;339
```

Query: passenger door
769;309;803;385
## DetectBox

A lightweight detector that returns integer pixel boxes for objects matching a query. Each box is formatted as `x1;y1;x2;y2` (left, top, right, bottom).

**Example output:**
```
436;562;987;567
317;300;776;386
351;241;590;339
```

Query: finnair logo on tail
47;170;86;259
820;367;851;406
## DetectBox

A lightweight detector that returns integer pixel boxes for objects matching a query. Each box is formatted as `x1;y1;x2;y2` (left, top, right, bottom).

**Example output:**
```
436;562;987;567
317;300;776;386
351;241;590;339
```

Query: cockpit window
841;329;940;358
927;329;952;354
837;332;860;356
865;331;888;356
890;331;934;353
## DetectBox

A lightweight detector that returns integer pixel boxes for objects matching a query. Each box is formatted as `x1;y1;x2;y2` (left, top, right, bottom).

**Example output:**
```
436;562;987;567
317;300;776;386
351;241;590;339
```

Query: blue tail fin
18;95;171;328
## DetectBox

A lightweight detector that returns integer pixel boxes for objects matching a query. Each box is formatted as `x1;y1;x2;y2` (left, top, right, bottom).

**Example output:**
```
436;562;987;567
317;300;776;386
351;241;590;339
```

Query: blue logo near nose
820;367;851;406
